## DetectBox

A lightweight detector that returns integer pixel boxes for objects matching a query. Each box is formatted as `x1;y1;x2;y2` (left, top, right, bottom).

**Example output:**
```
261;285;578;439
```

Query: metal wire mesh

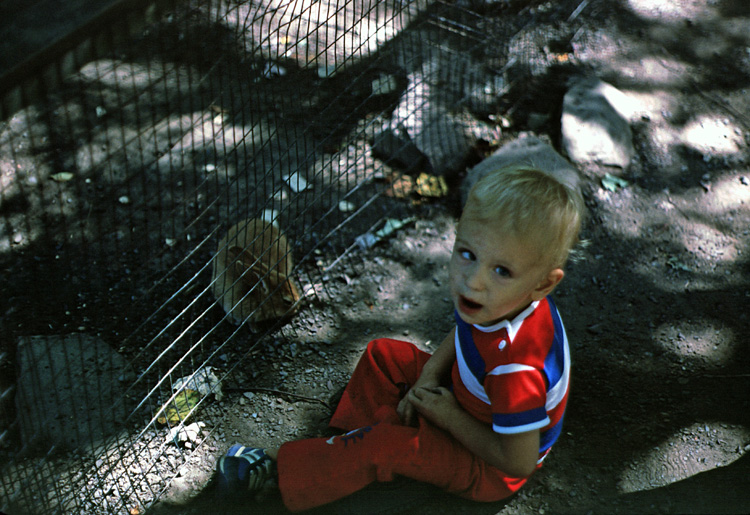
0;0;589;512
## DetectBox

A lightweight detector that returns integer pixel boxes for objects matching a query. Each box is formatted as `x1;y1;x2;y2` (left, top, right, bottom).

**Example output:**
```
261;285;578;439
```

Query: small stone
283;173;308;193
371;74;399;96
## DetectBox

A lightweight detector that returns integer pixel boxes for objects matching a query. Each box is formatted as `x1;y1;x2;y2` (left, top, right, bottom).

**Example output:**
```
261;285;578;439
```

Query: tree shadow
583;453;750;513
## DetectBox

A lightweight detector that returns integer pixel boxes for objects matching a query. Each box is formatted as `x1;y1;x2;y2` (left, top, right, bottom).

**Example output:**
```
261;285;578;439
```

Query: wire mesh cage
0;0;590;512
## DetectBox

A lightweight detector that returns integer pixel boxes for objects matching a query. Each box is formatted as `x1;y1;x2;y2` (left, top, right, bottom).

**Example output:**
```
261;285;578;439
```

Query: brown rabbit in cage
212;218;301;331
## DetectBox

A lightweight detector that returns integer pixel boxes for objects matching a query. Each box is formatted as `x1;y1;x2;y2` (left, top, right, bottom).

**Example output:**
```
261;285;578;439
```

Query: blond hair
461;164;585;268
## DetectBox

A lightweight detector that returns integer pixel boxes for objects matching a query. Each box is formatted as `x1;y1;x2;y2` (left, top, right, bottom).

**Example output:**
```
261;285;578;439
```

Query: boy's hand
396;383;433;426
396;379;440;427
407;386;460;431
397;330;456;427
396;394;417;427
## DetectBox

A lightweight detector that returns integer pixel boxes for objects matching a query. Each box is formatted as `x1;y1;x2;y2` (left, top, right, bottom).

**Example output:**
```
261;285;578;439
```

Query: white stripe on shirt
487;363;536;376
545;318;571;411
454;329;491;404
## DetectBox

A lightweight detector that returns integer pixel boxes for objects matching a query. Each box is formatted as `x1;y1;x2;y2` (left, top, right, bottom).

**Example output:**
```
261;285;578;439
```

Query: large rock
411;107;474;178
462;134;581;205
372;52;502;178
15;333;134;451
371;127;432;175
374;74;475;178
561;76;635;169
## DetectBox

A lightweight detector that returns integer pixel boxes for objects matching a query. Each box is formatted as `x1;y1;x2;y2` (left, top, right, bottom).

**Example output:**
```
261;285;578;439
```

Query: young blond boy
217;164;585;511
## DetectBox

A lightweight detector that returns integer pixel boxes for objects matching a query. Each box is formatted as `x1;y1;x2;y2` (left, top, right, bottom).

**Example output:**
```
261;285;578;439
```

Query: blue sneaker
216;444;275;493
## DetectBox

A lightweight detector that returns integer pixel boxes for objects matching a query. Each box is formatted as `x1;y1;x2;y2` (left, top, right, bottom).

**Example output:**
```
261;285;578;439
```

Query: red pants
276;339;527;511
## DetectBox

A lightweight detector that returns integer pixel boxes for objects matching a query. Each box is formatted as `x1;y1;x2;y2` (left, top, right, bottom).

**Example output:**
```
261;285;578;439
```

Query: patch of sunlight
622;89;678;119
618;423;750;493
586;78;642;121
627;0;711;21
619;57;689;88
650;123;679;148
678;219;741;264
654;320;736;364
79;60;164;91
699;175;750;213
422;227;454;261
680;115;745;155
654;179;748;265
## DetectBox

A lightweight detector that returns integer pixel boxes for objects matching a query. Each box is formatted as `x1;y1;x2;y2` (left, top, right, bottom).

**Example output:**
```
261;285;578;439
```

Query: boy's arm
416;330;456;386
408;386;540;478
397;330;455;425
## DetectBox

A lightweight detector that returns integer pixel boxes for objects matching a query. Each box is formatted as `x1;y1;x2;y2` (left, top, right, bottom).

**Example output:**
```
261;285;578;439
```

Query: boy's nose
464;265;484;291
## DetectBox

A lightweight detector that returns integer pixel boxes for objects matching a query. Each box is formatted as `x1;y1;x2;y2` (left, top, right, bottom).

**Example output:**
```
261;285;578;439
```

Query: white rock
371;74;398;96
561;76;635;168
261;209;279;224
167;422;205;445
173;366;223;401
283;173;308;192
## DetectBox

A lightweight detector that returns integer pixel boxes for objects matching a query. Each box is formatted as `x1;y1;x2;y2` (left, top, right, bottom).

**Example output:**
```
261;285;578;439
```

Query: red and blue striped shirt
451;296;570;463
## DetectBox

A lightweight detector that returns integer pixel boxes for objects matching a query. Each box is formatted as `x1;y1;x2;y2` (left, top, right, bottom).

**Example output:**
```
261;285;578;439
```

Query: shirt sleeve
485;366;549;434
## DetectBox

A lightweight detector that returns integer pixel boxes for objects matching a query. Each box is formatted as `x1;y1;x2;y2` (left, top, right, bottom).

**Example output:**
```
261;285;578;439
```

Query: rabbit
212;218;301;331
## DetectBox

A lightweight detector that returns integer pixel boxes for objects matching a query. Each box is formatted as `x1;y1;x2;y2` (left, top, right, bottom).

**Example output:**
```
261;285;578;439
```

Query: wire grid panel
0;0;521;512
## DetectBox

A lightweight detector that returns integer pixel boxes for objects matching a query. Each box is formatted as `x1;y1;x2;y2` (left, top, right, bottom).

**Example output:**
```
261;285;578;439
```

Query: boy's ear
531;268;564;301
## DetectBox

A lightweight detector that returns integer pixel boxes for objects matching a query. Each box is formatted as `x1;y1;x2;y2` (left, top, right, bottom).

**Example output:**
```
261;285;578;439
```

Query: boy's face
449;215;562;327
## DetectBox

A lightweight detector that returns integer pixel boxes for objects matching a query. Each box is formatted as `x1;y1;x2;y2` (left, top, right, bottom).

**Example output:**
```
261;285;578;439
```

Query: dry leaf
385;175;414;198
415;173;448;197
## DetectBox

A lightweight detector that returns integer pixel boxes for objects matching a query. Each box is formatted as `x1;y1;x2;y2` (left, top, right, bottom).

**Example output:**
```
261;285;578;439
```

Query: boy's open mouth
459;296;482;312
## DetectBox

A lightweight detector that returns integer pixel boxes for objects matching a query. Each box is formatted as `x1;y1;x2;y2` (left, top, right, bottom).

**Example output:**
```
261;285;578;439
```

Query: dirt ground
151;182;750;514
2;0;750;514
152;176;750;515
152;1;750;512
153;2;750;514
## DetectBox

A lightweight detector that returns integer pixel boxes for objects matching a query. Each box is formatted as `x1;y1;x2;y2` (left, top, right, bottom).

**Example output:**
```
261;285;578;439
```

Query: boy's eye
459;249;475;261
494;266;511;277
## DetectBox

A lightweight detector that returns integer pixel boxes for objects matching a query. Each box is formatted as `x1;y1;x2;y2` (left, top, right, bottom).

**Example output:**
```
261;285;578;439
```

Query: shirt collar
471;300;540;343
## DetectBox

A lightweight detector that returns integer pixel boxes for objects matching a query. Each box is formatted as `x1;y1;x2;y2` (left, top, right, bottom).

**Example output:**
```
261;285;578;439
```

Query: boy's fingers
397;397;408;418
411;387;441;399
403;404;416;426
397;395;417;426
